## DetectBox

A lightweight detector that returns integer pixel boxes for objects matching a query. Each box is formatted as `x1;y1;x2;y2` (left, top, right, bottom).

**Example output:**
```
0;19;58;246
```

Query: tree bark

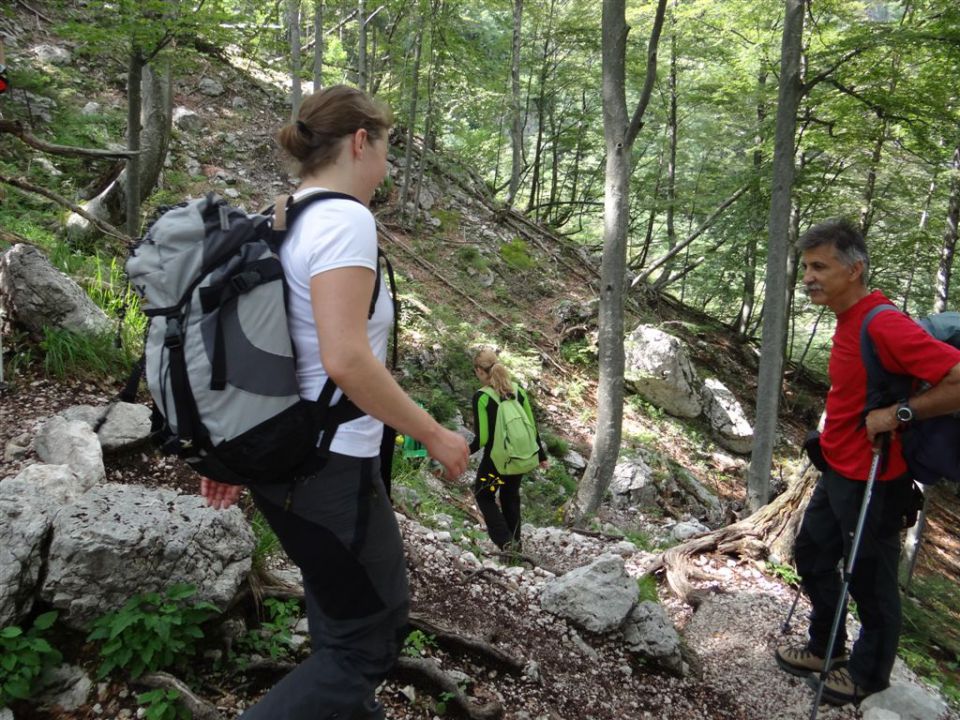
400;0;425;224
287;0;303;118
313;0;323;91
68;61;170;243
125;48;144;239
652;1;678;291
507;0;524;207
746;0;806;512
934;145;960;314
357;0;367;92
566;0;667;523
736;71;767;338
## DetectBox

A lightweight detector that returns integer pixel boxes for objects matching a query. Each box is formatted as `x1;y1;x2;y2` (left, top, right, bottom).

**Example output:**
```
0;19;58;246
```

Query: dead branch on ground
0;119;135;159
395;656;504;720
138;672;223;720
0;174;129;242
409;611;525;672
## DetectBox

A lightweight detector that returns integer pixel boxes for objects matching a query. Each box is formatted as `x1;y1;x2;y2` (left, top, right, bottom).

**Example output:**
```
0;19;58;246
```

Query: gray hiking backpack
126;191;396;485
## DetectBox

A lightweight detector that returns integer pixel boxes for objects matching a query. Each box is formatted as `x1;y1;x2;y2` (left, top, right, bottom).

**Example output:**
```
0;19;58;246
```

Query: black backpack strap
860;304;913;415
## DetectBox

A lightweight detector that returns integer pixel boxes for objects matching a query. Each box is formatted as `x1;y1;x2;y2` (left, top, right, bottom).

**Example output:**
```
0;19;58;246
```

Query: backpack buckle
230;271;260;293
163;318;183;349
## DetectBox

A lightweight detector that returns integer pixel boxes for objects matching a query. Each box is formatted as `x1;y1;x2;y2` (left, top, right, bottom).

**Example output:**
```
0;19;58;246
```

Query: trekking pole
809;441;883;720
781;583;803;634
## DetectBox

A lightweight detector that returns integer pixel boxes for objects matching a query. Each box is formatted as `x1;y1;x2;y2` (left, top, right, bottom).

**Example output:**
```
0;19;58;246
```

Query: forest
1;0;960;718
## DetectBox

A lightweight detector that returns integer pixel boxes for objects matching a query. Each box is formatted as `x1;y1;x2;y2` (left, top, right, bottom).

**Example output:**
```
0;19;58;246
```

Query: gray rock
81;102;102;116
0;481;61;626
0;707;13;720
2;464;86;505
173;106;203;132
58;402;152;452
38;664;93;711
34;417;104;489
33;44;72;65
860;683;948;720
670;519;710;541
702;378;753;455
198;77;225;96
624;325;702;418
540;554;637;633
41;483;254;628
563;450;587;471
609;457;657;509
622;601;683;674
0;244;113;338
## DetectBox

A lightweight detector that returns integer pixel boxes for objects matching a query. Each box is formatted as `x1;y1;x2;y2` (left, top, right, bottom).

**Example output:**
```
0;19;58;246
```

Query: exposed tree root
395;656;504;720
0;119;135;159
138;671;223;720
409;611;525;672
647;462;816;607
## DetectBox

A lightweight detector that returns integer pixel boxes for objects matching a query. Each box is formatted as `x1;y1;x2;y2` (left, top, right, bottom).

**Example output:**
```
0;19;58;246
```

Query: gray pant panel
240;453;409;720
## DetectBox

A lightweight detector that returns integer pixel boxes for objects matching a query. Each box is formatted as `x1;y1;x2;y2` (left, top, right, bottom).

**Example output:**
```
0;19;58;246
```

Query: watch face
897;406;913;422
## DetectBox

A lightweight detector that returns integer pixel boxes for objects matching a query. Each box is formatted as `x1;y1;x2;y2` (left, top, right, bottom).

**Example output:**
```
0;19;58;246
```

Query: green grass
522;462;577;526
40;327;136;379
900;576;960;707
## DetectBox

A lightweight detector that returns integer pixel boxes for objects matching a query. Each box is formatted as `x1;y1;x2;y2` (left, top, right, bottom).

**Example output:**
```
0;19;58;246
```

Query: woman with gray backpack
200;85;469;720
469;347;548;552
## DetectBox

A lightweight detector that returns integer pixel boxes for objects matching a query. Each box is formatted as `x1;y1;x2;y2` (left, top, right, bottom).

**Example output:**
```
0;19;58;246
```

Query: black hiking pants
794;465;913;692
242;453;409;720
473;454;523;549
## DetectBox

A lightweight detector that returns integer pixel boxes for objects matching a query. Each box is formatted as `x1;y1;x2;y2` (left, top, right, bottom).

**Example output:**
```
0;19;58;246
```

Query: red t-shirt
821;290;960;481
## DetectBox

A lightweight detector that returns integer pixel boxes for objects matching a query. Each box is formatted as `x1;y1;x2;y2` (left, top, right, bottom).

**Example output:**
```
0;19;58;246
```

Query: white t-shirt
279;189;393;458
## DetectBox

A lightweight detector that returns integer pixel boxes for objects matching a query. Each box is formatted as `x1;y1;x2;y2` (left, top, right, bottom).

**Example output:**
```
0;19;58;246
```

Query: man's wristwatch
895;401;914;425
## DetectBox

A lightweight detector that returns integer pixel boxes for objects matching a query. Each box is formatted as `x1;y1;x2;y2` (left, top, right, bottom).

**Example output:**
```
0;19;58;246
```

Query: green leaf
1;653;17;671
3;677;31;699
32;611;58;631
0;626;23;639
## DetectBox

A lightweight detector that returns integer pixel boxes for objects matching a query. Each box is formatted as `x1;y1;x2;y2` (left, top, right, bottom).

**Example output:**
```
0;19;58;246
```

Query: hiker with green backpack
469;347;548;551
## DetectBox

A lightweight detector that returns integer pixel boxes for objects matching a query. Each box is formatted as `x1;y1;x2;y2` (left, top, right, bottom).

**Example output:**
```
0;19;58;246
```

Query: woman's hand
200;477;243;510
424;427;470;482
539;459;550;469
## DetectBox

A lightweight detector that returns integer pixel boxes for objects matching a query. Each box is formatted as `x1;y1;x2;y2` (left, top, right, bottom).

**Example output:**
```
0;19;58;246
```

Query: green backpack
482;383;540;475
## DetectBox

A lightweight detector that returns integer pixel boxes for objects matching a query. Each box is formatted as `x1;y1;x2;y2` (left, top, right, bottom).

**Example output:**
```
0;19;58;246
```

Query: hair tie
296;120;310;135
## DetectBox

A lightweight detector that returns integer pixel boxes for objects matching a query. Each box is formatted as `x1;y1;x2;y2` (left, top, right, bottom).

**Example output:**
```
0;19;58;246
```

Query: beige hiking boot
774;643;848;678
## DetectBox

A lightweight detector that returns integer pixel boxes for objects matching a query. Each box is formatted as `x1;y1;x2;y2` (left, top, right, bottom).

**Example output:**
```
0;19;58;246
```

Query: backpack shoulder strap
860;304;912;412
480;386;500;403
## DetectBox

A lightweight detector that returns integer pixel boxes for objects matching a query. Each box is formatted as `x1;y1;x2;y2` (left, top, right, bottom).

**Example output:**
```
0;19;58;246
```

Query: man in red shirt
774;218;960;705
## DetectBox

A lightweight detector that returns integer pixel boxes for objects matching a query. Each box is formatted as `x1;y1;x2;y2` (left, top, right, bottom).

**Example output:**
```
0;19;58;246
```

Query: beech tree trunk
125;49;144;238
400;2;425;224
288;0;303;118
566;0;667;523
507;0;523;207
653;7;678;292
934;145;960;314
357;0;367;92
313;0;323;91
736;71;766;338
746;0;806;512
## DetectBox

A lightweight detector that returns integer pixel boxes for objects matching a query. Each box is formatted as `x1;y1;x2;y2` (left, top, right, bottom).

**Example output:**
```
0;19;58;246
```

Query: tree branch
395;657;504;720
802;47;862;93
138;672;223;720
633;184;749;285
625;0;669;147
0;119;136;159
0;174;130;242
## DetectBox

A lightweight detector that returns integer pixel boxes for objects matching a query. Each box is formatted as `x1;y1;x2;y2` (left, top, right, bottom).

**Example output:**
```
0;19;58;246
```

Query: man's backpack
860;305;960;484
481;383;540;475
126;191;396;486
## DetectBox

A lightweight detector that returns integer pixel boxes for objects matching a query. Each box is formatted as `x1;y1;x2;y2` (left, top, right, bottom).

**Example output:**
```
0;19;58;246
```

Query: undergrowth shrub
86;584;219;680
0;611;62;706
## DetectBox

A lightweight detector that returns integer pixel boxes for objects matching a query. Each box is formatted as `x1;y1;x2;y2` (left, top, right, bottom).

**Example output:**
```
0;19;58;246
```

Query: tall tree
358;0;368;92
746;0;806;512
935;145;960;313
313;0;324;91
288;0;303;118
567;0;668;522
507;0;524;207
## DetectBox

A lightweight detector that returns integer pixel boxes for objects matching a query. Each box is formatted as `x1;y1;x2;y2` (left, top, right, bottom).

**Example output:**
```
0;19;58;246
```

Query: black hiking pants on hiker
794;465;913;692
473;455;523;549
241;453;409;720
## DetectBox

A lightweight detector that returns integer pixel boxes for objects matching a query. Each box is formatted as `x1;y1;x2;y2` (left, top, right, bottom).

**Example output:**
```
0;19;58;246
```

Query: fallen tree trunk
647;461;816;606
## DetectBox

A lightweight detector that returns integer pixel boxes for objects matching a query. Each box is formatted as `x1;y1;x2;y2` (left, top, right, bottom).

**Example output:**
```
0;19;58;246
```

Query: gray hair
798;218;869;283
